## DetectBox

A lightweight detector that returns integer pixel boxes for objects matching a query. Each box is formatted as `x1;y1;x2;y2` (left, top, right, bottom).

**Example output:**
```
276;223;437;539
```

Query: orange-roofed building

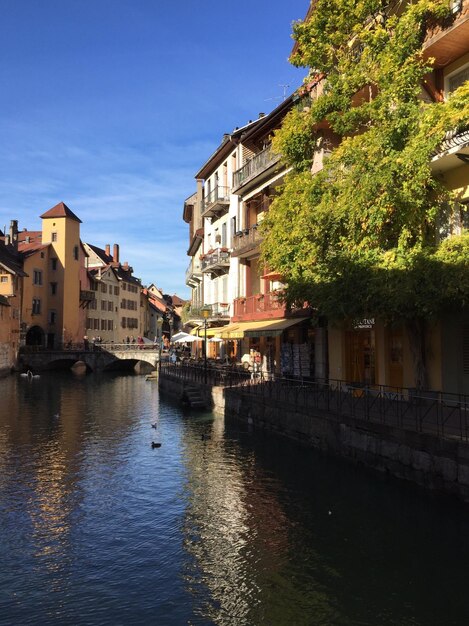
18;202;86;348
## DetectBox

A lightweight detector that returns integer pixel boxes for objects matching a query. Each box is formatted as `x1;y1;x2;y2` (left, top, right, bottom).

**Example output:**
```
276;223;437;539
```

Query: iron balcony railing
80;290;95;302
233;145;280;190
232;291;286;320
160;362;469;443
185;259;202;286
201;248;231;273
202;186;230;218
231;224;263;255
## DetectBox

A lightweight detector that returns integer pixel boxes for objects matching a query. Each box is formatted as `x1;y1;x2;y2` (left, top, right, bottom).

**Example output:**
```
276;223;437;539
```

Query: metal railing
202;186;230;215
201;248;230;272
233;146;280;189
231;224;263;254
185;259;202;285
232;291;286;319
160;362;469;442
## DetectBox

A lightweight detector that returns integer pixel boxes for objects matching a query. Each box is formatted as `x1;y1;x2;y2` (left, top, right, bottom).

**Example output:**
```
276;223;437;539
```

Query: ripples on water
1;373;469;625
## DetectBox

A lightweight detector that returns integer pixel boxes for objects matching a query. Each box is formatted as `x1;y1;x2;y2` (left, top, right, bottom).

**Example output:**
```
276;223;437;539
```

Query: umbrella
171;331;193;341
173;335;198;343
209;337;224;343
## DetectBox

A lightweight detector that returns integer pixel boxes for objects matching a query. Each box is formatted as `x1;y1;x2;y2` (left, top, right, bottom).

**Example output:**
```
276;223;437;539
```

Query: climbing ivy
262;0;469;325
260;0;469;386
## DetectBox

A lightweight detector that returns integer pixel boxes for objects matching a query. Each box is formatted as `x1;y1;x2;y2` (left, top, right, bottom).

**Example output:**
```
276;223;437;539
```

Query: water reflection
1;374;469;626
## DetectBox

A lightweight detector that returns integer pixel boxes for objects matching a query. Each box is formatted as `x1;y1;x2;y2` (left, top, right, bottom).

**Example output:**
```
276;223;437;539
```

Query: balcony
423;0;469;68
208;302;231;321
232;291;286;322
231;225;263;258
202;186;230;219
431;126;469;172
80;290;96;308
201;248;230;276
183;302;230;324
232;145;281;193
185;259;203;288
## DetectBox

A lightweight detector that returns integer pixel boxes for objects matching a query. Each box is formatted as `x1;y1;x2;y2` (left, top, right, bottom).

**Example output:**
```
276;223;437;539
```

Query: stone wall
0;343;12;378
158;371;469;503
223;387;469;503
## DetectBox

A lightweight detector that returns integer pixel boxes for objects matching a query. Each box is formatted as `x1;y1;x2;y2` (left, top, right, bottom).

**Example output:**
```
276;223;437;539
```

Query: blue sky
0;0;307;297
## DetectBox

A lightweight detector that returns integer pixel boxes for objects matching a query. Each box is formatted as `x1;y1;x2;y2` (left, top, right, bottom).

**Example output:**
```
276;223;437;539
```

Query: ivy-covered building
262;0;469;393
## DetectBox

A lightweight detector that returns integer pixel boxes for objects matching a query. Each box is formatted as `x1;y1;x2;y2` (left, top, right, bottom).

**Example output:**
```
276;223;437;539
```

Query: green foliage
262;0;469;322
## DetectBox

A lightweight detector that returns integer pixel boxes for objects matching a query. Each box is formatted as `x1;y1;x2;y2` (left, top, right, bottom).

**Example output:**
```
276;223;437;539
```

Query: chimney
122;261;129;270
9;220;18;249
259;112;265;118
105;244;111;257
113;244;119;263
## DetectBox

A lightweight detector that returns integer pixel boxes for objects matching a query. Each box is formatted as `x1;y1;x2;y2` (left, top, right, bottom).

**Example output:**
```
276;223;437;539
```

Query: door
345;329;375;385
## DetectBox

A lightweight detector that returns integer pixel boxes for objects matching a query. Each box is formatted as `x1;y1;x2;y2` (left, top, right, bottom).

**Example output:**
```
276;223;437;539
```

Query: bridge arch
26;325;45;346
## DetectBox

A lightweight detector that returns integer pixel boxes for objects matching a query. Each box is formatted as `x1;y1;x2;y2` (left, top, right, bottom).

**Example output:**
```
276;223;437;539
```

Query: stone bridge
18;345;160;373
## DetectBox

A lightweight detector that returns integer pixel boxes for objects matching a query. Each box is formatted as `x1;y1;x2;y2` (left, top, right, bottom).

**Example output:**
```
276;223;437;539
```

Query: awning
216;317;310;339
244;317;309;338
216;323;242;339
190;325;227;338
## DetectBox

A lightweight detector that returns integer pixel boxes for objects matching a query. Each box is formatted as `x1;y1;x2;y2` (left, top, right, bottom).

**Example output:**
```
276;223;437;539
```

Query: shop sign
353;317;375;329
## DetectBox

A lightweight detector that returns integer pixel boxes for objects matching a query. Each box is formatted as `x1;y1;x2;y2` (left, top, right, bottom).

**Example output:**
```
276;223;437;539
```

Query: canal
1;373;469;625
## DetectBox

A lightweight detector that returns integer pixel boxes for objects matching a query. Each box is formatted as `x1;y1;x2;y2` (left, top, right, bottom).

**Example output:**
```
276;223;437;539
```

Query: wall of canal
158;371;469;504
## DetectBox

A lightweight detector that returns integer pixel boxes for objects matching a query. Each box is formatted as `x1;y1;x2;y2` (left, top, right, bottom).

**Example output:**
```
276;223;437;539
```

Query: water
1;373;469;626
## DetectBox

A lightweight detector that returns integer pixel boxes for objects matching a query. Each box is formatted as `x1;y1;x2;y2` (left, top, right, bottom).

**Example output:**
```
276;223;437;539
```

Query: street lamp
200;305;211;384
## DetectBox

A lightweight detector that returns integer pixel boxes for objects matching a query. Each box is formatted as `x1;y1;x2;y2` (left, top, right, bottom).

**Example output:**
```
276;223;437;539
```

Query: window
73;246;79;260
49;310;56;325
32;298;41;315
33;270;42;286
50;282;57;295
0;275;8;283
101;320;107;330
101;284;108;294
446;62;469;97
121;299;127;309
51;232;58;242
108;320;113;331
51;258;58;271
108;301;113;311
101;300;106;311
114;286;119;296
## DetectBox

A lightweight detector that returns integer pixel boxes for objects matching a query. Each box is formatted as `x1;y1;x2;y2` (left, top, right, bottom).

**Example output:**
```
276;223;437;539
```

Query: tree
262;0;469;388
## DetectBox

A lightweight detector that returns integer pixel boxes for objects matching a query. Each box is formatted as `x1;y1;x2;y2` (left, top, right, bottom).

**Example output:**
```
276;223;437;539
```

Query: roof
0;244;28;277
40;202;82;223
18;230;42;244
171;294;186;306
194;118;261;180
233;94;297;149
0;295;10;307
18;242;50;258
85;243;113;264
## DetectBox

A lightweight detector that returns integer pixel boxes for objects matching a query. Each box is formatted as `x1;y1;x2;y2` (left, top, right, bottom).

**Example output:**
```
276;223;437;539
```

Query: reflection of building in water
0;375;152;598
181;415;293;623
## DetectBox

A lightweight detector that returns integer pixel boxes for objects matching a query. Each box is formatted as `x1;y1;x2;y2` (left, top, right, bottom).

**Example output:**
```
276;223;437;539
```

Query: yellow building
19;202;84;348
0;227;27;374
